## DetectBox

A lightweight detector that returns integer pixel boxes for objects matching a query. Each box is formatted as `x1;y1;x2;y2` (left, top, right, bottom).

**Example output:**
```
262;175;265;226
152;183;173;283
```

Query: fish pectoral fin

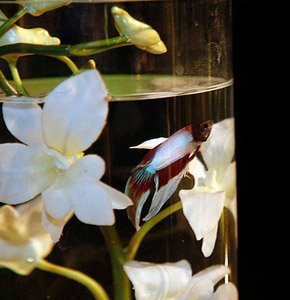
131;164;156;185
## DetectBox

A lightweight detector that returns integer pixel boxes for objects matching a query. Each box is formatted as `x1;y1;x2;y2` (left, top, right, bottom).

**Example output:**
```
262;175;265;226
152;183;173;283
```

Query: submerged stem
48;55;79;75
37;259;110;300
125;201;183;261
0;69;18;96
100;225;131;300
7;60;29;96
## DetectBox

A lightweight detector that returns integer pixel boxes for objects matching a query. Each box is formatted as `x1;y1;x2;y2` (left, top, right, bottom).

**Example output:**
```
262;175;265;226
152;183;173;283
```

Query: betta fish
125;120;213;230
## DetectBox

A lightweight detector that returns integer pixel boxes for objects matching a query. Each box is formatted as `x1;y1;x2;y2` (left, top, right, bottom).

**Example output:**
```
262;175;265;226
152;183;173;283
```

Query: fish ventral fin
125;165;157;230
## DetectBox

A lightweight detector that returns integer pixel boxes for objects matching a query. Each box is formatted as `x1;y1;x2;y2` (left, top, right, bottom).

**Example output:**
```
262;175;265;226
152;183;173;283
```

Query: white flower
124;260;238;300
111;6;167;54
179;118;236;257
0;197;54;275
19;0;71;17
0;70;132;240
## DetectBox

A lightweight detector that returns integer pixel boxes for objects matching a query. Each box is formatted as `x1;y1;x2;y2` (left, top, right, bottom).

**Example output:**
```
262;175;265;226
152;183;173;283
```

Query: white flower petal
179;190;225;241
124;260;192;300
0;144;57;204
42;156;117;225
0;206;20;241
0;239;44;275
223;162;237;202
66;155;105;181
42;70;108;155
223;162;238;237
98;181;132;209
0;199;54;275
42;175;73;220
42;209;73;243
188;157;206;182
213;282;239;299
70;181;115;225
130;137;167;149
15;196;45;238
202;118;235;172
3;103;45;147
182;278;214;299
201;225;218;257
191;265;231;286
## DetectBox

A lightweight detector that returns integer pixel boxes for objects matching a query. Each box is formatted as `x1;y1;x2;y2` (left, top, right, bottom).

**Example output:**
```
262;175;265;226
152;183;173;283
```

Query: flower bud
0;25;60;47
111;6;167;54
20;0;71;17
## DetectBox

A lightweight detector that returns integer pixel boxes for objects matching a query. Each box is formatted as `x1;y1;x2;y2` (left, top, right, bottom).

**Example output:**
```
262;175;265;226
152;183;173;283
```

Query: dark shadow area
233;0;289;298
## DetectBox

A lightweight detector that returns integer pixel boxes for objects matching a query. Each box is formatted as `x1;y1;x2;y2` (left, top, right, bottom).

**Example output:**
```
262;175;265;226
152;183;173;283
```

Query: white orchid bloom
19;0;71;17
111;6;167;54
0;70;132;241
124;260;238;300
179;118;236;257
0;197;54;275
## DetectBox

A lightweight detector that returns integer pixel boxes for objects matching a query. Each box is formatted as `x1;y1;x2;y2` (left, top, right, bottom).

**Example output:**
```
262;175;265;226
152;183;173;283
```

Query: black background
234;0;289;299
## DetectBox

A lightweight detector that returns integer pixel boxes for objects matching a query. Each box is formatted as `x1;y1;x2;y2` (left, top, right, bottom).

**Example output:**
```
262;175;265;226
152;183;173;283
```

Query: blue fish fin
132;165;155;185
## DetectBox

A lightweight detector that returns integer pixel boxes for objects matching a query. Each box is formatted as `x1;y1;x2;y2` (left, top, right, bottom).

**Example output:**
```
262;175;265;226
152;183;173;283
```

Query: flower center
45;149;83;172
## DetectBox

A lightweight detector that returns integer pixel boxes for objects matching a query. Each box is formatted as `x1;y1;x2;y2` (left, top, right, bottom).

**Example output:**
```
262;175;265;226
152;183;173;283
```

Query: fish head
192;120;213;142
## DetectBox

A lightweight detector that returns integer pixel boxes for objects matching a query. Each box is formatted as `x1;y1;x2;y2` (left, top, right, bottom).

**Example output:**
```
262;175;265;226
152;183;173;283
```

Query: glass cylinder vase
0;1;238;299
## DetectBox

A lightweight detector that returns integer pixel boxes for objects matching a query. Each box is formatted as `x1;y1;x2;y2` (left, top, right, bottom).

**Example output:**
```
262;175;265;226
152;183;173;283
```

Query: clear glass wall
0;1;237;299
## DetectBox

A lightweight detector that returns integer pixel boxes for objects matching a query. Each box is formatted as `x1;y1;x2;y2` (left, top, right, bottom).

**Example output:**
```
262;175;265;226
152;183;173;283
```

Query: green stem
100;225;131;300
7;60;29;96
37;259;110;300
48;55;79;75
0;7;28;37
0;36;130;57
0;69;18;96
125;201;183;261
0;44;71;57
70;36;130;56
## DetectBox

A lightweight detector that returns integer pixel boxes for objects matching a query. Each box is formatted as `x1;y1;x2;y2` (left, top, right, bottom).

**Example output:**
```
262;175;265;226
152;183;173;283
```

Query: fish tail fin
125;165;156;230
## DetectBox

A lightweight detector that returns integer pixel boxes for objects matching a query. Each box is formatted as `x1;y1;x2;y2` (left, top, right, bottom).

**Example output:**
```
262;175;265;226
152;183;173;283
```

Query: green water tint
0;75;232;102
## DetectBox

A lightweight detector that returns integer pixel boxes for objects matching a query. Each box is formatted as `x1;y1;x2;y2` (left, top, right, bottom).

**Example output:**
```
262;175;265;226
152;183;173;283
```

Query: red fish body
126;120;213;230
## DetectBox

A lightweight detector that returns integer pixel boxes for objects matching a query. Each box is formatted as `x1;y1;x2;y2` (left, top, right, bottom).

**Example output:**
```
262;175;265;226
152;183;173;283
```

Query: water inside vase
0;1;237;299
